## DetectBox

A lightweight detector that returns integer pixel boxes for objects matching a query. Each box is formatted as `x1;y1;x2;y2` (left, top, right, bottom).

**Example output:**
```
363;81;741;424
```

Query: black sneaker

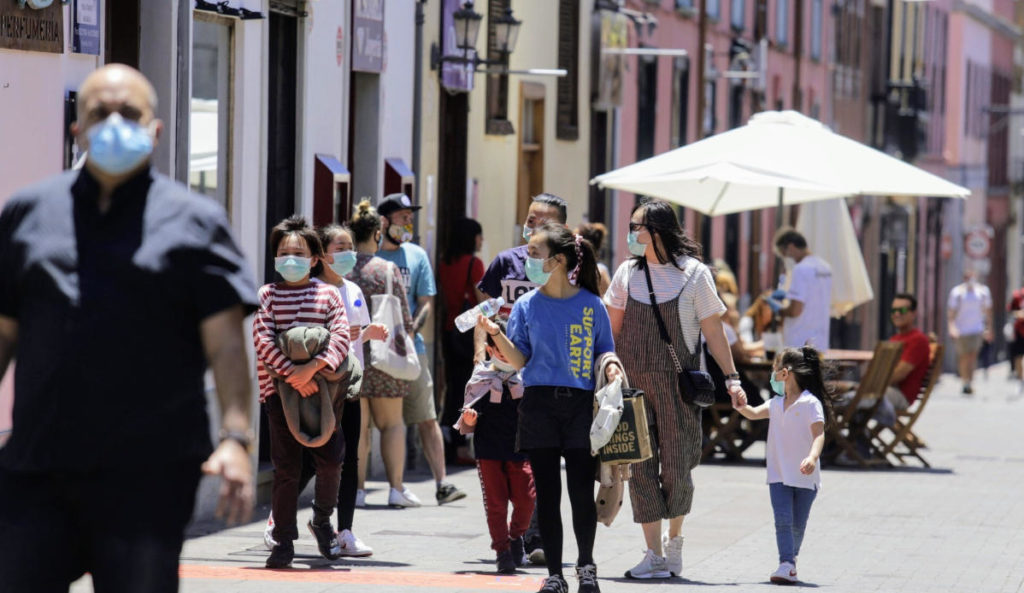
509;536;528;567
265;540;294;569
576;563;600;593
306;519;342;560
537;574;569;593
435;482;467;505
496;549;516;574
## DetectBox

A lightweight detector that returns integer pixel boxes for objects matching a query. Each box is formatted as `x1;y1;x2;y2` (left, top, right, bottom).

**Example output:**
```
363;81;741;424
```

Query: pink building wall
612;0;830;296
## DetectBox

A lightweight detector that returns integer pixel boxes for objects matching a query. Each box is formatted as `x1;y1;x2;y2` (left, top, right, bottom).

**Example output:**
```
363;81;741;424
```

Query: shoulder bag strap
642;261;701;373
464;256;476;300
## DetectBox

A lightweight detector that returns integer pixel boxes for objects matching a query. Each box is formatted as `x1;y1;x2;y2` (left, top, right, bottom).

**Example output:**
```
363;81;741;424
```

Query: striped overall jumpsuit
619;275;703;524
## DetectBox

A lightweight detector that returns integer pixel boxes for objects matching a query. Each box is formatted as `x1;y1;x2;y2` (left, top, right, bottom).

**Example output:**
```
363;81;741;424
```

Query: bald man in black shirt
0;64;258;592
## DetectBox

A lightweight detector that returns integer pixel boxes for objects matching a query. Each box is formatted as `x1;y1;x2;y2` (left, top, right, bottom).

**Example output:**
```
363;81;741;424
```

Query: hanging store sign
352;0;383;73
593;10;627;110
0;0;64;53
440;0;473;92
72;0;100;55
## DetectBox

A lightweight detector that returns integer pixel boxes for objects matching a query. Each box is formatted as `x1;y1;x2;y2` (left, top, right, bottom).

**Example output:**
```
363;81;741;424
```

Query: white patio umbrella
796;200;874;317
590;110;970;215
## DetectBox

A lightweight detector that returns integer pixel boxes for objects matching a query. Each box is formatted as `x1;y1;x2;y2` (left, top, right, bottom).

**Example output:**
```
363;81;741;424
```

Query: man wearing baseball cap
376;193;467;505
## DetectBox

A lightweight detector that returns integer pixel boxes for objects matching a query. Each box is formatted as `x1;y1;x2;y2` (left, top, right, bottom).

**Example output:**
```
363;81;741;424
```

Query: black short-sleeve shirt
0;167;258;472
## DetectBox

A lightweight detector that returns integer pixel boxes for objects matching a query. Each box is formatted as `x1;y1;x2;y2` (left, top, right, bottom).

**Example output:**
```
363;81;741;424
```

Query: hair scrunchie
569;234;583;286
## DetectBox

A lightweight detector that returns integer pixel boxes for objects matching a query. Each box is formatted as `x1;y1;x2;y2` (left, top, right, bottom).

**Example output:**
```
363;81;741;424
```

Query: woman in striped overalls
605;199;747;580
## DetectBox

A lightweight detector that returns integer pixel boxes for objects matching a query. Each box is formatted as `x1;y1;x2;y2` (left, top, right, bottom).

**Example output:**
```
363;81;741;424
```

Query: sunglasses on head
628;222;648;232
891;306;912;315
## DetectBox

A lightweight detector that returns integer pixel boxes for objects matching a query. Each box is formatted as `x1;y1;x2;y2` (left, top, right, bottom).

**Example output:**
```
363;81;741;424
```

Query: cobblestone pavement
71;365;1024;593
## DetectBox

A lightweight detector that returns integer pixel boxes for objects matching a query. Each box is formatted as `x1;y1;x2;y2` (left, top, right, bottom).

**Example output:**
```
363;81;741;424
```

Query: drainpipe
413;0;426;213
792;0;803;111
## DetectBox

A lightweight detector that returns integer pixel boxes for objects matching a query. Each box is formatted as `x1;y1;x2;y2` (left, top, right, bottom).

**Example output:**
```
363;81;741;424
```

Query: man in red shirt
886;293;932;410
1009;288;1024;384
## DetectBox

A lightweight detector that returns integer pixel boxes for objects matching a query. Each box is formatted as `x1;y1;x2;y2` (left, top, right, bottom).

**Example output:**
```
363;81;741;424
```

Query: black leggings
299;398;361;530
526;447;597;576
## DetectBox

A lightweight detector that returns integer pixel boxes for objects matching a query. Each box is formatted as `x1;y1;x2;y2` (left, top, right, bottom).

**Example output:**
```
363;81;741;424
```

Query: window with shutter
556;0;579;140
485;0;514;135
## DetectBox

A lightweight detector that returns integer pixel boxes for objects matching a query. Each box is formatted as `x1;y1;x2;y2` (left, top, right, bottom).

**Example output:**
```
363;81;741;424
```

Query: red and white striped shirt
253;280;350;402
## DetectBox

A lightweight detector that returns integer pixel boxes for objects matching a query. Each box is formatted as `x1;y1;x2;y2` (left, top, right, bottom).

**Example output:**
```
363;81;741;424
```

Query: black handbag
641;263;716;408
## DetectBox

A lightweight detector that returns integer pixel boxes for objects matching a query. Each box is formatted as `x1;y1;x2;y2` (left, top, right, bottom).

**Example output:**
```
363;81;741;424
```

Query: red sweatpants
476;459;536;552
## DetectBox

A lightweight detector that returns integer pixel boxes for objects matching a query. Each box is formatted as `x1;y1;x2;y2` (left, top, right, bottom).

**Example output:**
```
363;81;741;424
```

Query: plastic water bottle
454;297;505;333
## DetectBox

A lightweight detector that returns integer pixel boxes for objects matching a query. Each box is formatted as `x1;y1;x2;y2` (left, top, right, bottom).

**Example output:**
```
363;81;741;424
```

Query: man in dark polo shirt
0;65;258;592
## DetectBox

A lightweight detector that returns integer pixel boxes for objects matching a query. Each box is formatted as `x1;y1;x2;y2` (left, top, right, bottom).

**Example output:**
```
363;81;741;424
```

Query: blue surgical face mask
525;256;553;285
627;231;646;257
86;113;155;176
328;251;357;277
770;370;787;396
522;225;535;241
275;255;312;283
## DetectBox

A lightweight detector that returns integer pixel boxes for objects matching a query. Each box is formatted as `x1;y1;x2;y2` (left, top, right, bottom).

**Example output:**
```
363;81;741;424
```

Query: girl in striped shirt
253;215;350;569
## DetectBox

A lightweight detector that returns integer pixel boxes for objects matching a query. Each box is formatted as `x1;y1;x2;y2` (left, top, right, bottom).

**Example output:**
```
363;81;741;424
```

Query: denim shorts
516;385;593;452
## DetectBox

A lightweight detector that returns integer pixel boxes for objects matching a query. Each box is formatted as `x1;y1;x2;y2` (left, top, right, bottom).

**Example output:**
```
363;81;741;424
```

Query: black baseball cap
377;193;422;217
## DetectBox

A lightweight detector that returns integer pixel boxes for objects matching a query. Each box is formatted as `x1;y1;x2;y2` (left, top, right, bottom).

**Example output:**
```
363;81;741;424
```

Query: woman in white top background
735;346;837;585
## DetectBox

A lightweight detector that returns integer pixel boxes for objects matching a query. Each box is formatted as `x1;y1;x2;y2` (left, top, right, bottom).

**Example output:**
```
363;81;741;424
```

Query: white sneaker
662;532;684;577
337;528;374;557
355;489;367;508
624;549;672;579
388;487;422;508
770;561;798;584
263;512;277;550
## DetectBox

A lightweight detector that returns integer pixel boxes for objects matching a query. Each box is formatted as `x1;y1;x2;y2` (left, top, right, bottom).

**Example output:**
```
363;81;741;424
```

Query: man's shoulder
148;174;226;220
803;255;832;274
3;170;77;213
402;242;430;260
494;245;527;262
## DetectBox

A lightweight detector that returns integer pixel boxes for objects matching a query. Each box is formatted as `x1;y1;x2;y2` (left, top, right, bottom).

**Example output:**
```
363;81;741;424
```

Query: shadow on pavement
824;464;953;475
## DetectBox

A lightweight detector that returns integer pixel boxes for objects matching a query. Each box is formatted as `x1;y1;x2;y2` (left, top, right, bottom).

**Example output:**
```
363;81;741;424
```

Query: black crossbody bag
642;262;716;408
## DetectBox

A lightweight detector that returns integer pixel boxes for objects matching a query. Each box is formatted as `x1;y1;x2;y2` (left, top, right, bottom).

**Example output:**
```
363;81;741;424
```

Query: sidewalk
72;364;1024;592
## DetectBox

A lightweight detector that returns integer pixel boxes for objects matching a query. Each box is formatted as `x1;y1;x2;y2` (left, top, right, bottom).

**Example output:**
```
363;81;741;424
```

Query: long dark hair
534;222;600;295
776;346;838;428
631;198;703;270
444;217;482;264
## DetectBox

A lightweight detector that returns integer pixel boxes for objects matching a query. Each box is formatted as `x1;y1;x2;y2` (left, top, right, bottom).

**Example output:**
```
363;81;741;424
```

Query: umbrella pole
773;187;784;282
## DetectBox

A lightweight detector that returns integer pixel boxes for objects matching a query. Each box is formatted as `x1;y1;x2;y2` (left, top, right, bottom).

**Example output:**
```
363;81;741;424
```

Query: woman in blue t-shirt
479;223;620;593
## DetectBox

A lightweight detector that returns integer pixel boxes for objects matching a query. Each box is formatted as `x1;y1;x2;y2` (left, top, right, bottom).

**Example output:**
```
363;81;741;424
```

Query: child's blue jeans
768;482;817;564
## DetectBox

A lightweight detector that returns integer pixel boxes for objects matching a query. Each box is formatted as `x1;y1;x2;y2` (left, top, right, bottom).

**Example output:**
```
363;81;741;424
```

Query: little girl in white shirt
735;346;836;585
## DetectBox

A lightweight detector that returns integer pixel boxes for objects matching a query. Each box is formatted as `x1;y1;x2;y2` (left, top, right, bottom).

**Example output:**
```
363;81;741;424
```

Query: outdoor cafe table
705;349;875;461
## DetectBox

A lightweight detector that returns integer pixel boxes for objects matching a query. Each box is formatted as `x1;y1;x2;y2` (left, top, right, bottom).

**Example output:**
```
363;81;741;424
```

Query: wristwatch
219;428;255;453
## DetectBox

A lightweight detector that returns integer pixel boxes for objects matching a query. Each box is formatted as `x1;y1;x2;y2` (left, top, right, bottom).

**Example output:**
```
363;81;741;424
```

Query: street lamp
452;1;483;51
492;8;522;55
430;1;555;76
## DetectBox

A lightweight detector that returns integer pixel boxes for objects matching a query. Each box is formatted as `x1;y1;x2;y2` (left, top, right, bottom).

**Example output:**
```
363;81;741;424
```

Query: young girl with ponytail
478;223;621;593
735;346;837;585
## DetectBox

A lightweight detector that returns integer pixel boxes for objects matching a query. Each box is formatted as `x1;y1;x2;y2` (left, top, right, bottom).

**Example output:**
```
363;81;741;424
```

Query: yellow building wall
418;0;593;265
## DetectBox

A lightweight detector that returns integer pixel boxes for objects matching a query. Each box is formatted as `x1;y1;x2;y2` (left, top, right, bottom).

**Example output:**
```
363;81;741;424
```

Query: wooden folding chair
827;341;904;467
868;345;943;468
702;403;744;461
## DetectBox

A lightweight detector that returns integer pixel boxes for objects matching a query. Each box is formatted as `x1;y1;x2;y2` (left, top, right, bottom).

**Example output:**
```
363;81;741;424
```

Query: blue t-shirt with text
376;242;436;354
507;288;615;391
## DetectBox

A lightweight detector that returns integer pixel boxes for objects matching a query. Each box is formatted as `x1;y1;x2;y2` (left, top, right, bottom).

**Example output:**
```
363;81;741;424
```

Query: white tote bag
369;265;422;381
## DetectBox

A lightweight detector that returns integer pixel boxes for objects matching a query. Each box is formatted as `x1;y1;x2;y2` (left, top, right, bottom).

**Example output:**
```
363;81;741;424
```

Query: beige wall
419;0;592;265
